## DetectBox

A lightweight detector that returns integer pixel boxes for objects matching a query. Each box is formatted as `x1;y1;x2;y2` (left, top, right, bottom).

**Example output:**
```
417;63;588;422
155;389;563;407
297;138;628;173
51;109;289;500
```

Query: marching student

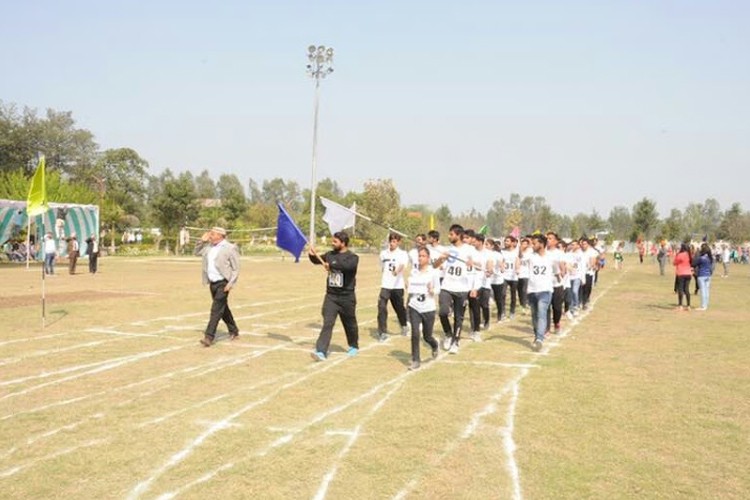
309;231;360;361
579;237;598;310
517;237;532;314
407;246;441;370
467;232;492;341
500;236;519;320
377;233;410;341
408;233;427;273
433;224;476;354
566;239;584;316
545;232;566;334
488;238;505;322
427;230;446;276
526;233;553;352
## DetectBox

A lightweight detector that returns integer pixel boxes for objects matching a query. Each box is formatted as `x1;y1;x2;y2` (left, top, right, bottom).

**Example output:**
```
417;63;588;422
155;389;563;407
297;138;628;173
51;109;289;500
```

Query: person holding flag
309;231;360;361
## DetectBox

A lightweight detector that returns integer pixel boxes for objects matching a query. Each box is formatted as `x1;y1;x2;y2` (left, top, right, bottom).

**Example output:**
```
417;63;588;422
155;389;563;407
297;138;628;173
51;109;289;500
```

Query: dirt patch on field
0;290;148;309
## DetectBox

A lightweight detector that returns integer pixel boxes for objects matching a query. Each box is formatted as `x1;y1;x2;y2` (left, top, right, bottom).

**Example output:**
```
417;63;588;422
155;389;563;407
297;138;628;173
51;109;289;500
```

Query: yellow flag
429;214;435;231
26;156;48;217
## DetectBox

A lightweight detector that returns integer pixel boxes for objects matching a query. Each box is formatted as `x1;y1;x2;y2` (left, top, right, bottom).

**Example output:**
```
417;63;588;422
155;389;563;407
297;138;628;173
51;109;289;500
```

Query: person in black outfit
309;231;359;361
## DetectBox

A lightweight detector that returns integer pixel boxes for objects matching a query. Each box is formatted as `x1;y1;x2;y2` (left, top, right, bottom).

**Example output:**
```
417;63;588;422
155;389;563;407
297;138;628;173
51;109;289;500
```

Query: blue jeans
569;279;581;312
697;276;711;309
44;253;56;274
528;291;552;343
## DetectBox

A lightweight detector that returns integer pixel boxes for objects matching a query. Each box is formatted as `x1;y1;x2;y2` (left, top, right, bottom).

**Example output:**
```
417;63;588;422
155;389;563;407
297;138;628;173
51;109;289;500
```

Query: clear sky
2;1;748;217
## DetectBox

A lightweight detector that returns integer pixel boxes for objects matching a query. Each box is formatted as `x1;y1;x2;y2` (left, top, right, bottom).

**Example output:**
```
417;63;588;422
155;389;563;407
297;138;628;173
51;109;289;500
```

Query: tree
608;206;633;241
150;170;199;251
717;203;750;243
82;148;149;218
632;198;659;240
661;208;685;241
0;101;97;175
195;169;217;199
216;174;248;224
358;179;402;243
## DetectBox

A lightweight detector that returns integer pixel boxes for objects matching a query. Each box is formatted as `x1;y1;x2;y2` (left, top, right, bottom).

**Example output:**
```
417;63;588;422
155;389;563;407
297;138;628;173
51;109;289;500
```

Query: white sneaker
532;339;543;352
470;331;482;342
565;311;574;320
449;342;459;354
401;325;410;336
442;336;452;350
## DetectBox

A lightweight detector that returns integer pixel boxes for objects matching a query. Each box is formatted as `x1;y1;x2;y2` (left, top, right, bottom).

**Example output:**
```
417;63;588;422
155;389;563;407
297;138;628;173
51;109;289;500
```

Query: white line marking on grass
0;339;125;367
1;345;291;421
151;342;407;499
501;379;524;500
443;360;539;369
313;380;405;500
0;346;184;402
0;332;73;348
0;438;108;478
127;345;368;500
85;328;190;341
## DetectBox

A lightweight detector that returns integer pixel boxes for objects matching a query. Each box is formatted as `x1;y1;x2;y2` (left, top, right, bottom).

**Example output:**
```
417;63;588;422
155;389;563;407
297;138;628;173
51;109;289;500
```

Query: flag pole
41;217;46;328
25;214;32;269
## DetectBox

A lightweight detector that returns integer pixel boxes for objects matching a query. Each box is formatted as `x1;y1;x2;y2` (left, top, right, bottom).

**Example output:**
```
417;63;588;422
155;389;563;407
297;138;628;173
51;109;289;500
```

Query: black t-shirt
310;249;358;295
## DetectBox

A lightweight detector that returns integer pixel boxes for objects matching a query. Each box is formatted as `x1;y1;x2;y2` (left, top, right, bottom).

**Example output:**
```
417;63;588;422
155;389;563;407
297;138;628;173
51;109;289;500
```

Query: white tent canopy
0;199;99;257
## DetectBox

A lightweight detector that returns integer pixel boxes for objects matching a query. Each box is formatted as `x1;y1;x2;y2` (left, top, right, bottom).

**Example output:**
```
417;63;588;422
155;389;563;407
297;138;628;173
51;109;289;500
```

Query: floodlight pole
306;44;334;245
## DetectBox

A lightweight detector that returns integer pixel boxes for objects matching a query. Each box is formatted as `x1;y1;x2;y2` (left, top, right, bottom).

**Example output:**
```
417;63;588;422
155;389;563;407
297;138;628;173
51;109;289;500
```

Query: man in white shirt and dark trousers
434;224;476;354
377;233;410;342
526;234;553;352
195;227;240;347
43;232;57;275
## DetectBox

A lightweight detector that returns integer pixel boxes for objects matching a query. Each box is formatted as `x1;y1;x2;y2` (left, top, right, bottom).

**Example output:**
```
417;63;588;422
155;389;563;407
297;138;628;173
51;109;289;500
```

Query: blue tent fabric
0;199;99;258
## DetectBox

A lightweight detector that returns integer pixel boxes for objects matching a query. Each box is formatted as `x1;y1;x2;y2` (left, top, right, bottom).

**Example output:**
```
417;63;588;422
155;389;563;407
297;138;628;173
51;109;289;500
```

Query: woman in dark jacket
693;243;713;310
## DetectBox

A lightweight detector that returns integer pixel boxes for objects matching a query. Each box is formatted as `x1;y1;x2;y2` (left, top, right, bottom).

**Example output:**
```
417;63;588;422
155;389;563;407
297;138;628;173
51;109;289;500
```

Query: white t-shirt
380;247;409;289
428;244;446;276
517;248;532;279
442;244;477;293
568;250;584;281
546;248;565;288
491;250;505;285
408;267;441;313
44;238;57;255
408;247;421;272
527;252;554;294
583;248;599;276
474;248;493;290
501;249;518;281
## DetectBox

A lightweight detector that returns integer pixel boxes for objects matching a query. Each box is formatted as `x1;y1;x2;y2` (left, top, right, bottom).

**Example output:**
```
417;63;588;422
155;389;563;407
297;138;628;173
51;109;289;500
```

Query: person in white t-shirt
433;224;476;354
500;236;520;320
407;234;427;273
526;234;553;352
516;237;532;314
545;232;567;334
488;238;505;322
467;231;493;341
377;233;410;341
43;232;57;275
566;240;584;315
426;230;446;277
579;238;599;310
407;246;441;370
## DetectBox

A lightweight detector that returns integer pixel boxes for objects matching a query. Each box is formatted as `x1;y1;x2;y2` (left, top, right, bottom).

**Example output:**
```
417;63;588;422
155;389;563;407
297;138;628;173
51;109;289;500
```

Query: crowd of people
300;225;609;370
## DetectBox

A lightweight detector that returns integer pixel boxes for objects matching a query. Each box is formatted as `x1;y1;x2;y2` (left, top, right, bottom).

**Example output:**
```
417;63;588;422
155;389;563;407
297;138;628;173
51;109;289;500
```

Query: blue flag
276;203;308;262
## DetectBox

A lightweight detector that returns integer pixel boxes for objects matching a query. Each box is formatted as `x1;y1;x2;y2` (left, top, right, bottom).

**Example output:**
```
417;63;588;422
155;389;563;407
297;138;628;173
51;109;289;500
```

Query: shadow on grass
489;334;533;349
45;309;68;327
266;332;293;343
644;303;680;311
388;349;411;366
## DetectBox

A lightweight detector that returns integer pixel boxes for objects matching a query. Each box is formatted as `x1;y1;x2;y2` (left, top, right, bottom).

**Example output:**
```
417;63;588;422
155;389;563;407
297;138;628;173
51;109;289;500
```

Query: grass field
0;253;748;499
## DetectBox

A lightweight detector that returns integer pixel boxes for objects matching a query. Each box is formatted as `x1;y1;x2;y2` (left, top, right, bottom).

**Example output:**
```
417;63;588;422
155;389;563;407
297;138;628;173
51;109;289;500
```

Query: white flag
320;196;356;234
